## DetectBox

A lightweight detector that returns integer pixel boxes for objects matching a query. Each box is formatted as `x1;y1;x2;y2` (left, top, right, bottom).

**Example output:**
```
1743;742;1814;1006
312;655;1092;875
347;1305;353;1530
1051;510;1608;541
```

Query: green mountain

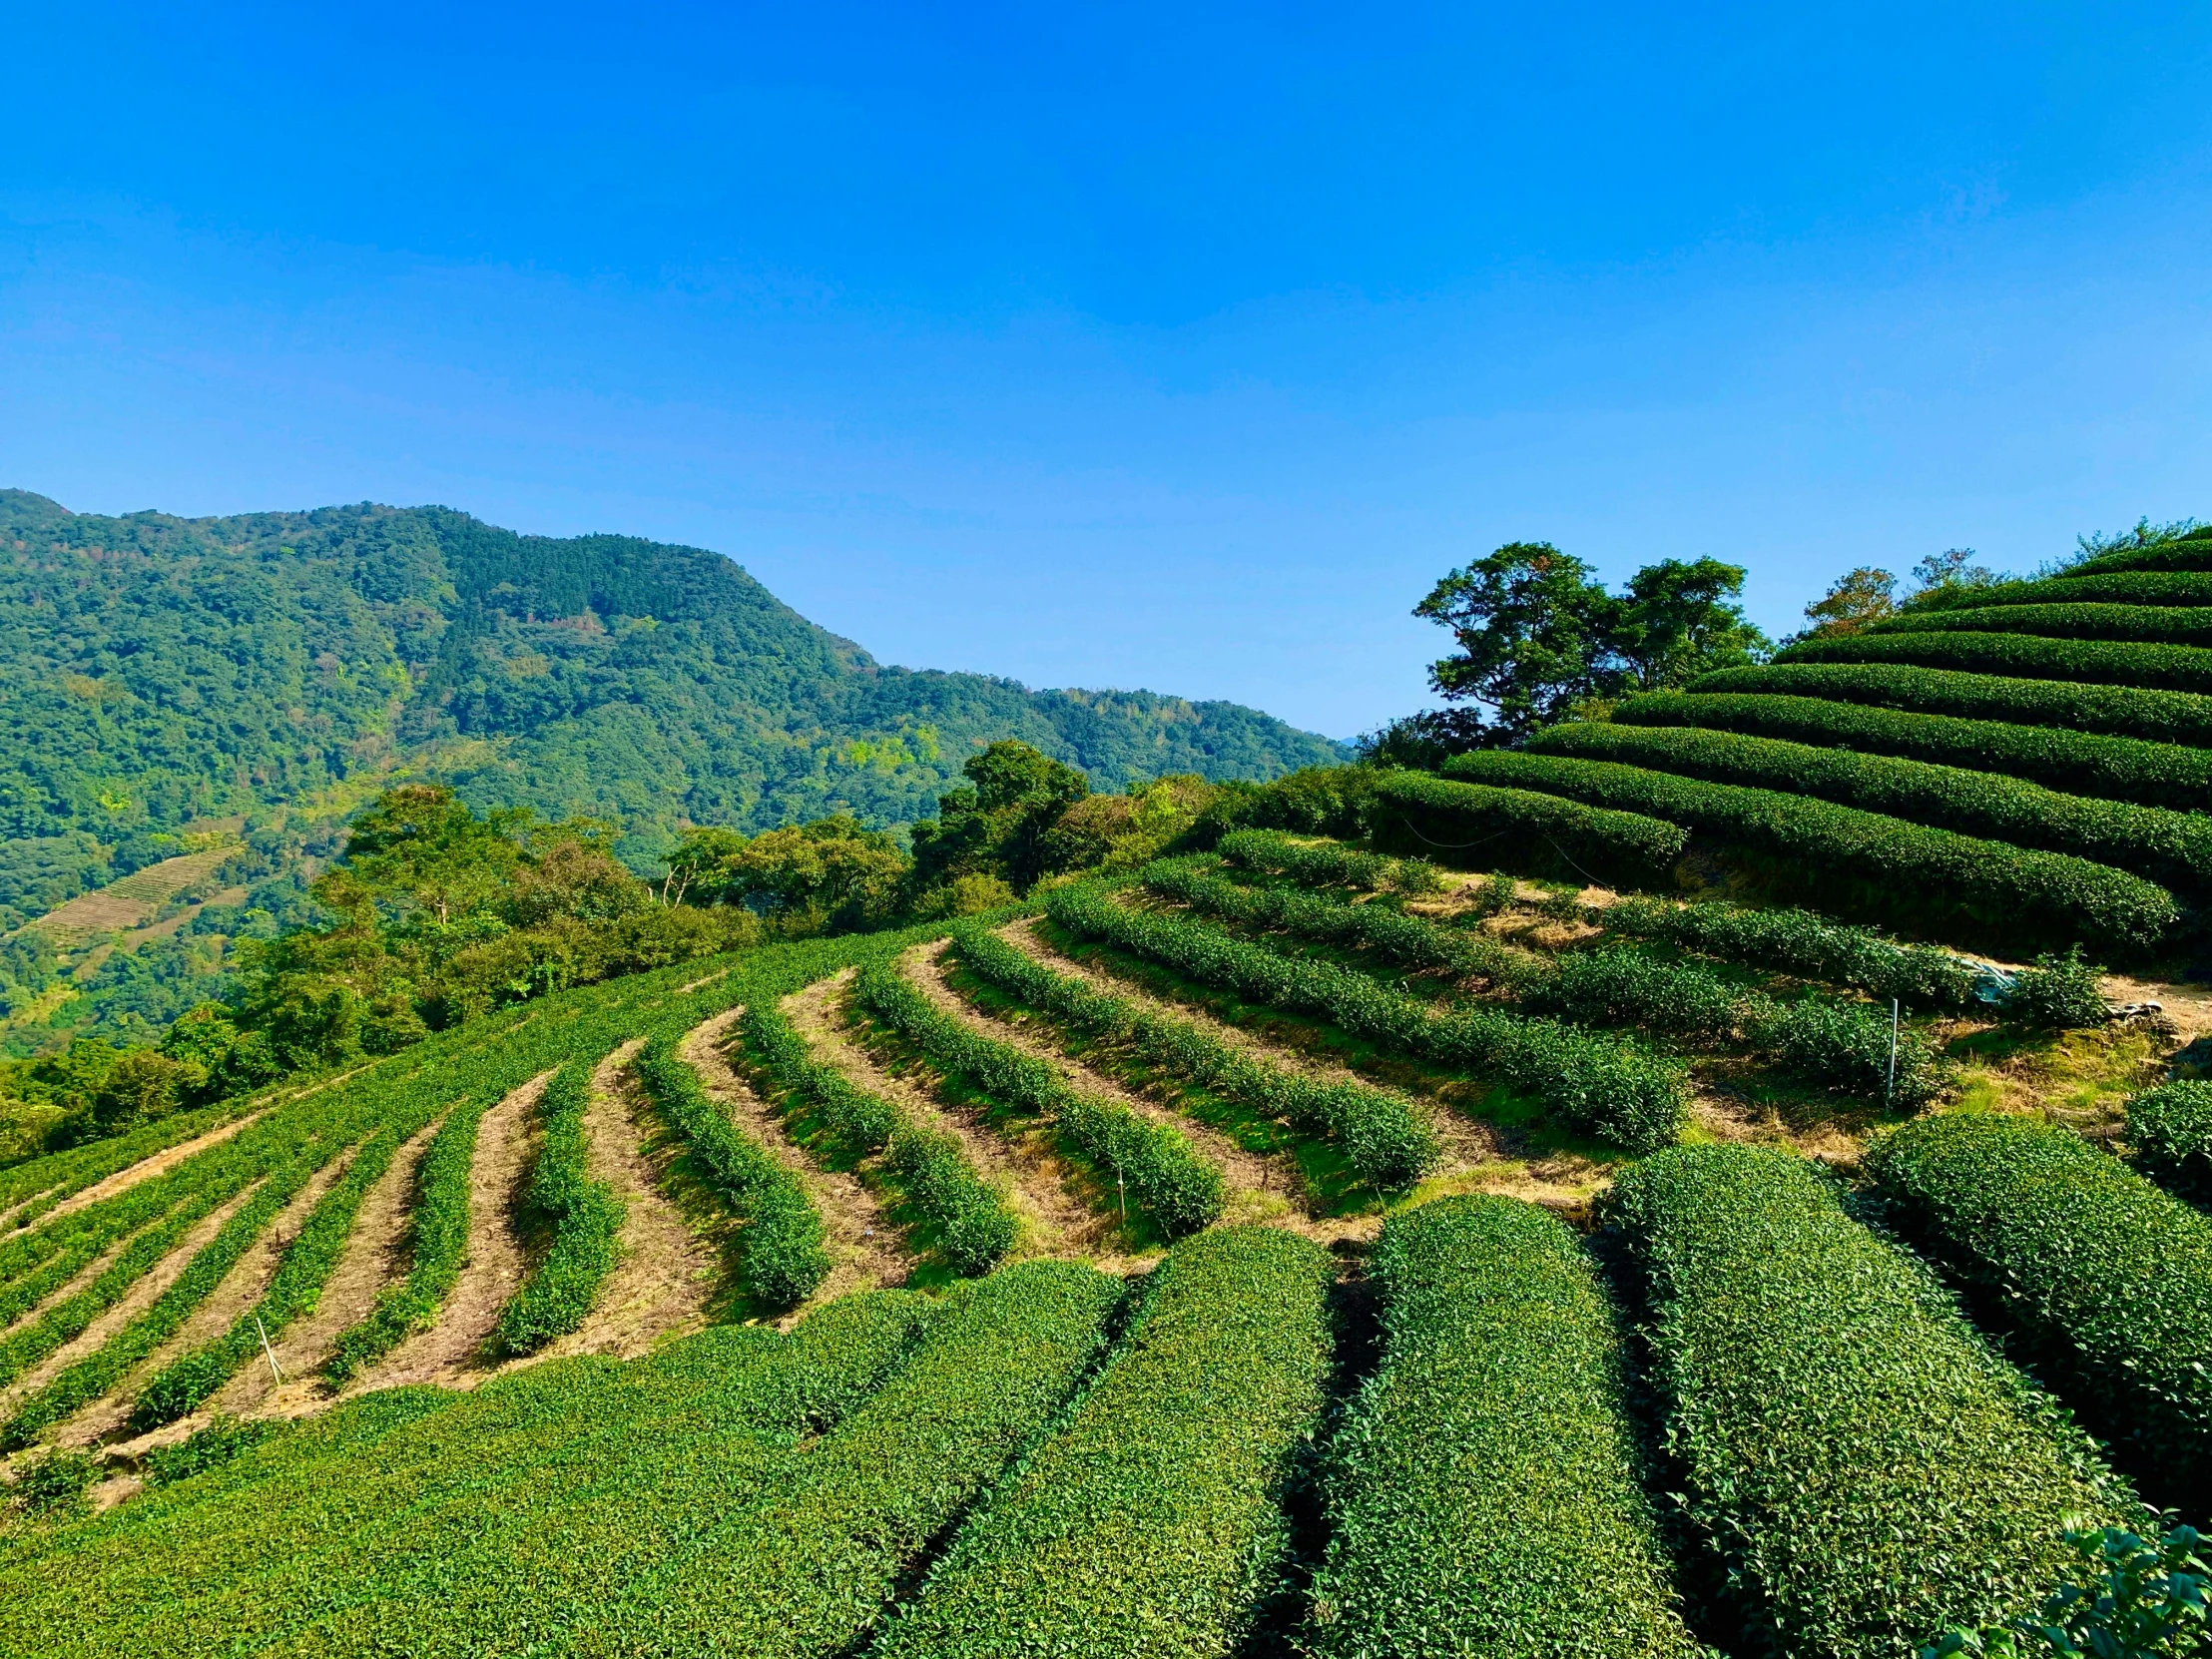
0;488;1342;894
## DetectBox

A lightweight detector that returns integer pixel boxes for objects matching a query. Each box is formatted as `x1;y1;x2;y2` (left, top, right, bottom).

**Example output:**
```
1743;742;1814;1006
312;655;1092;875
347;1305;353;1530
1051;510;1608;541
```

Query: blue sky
5;3;2210;741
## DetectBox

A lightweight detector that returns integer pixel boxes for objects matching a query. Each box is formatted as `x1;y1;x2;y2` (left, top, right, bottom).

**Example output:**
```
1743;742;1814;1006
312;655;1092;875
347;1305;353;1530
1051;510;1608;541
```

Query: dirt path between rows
683;1009;906;1317
356;1073;546;1392
0;1215;172;1348
785;970;1121;1268
61;1149;361;1447
527;1040;716;1364
0;1111;264;1233
907;940;1375;1246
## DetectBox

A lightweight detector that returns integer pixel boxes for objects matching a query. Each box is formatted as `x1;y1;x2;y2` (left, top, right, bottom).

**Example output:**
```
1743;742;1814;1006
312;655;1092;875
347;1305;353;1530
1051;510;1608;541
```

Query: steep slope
0;491;1343;876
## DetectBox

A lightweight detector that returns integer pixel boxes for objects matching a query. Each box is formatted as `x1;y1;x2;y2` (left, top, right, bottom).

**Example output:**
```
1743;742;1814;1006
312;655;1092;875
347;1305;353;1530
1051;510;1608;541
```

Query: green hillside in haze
0;488;1342;894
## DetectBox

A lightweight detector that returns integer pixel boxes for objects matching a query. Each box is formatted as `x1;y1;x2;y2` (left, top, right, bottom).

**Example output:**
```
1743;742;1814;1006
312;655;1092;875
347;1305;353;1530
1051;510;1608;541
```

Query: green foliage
910;739;1092;895
877;1227;1335;1659
741;1000;1015;1276
1749;994;1952;1108
140;1414;281;1487
2128;1082;2212;1208
951;923;1438;1191
493;1061;626;1356
673;814;909;932
1216;828;1442;894
853;960;1225;1237
1605;1144;2128;1659
1782;630;2212;696
1866;1112;2212;1509
2073;523;2212;575
1877;602;2212;649
1442;750;2178;950
1907;568;2212;613
1928;1518;2210;1659
2002;948;2112;1030
1529;722;2212;891
9;1448;99;1518
1600;892;1978;1006
1614;692;2212;814
632;1033;830;1310
1366;769;1688;885
1793;565;1900;641
1308;1196;1701;1657
1046;879;1686;1153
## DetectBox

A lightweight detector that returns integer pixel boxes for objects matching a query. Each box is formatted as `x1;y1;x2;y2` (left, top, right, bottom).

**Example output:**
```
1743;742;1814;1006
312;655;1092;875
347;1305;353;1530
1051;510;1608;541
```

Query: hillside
0;489;1342;890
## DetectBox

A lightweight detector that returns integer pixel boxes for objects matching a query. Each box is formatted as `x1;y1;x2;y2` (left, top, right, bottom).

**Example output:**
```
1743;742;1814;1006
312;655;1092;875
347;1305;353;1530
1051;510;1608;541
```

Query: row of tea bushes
1780;630;2212;697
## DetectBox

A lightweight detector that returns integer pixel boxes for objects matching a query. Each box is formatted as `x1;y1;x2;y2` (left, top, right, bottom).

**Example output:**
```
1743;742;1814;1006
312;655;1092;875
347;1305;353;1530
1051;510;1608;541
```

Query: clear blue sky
5;3;2209;741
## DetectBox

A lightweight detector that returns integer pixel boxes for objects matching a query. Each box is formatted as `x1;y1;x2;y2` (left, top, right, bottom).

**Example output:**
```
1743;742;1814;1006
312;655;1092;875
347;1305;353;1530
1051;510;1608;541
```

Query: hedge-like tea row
562;1259;1125;1659
2127;1080;2212;1207
633;1033;830;1310
2073;530;2212;576
1687;661;2212;749
1605;1145;2127;1659
1780;629;2212;695
1866;1112;2212;1508
877;1227;1335;1659
1600;892;1977;1007
0;1099;245;1225
853;962;1224;1238
323;1096;488;1383
1046;881;1686;1153
741;1001;1015;1276
952;925;1437;1190
1216;828;1443;893
1310;1196;1699;1656
1366;769;1687;884
493;1062;626;1357
132;1122;414;1429
1909;567;2212;612
1442;751;2178;949
1874;601;2212;648
1527;721;2212;889
1613;692;2212;813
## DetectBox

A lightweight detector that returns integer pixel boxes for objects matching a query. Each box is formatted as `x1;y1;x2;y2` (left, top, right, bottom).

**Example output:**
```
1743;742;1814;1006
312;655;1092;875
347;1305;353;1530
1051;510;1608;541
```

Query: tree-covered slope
0;490;1342;865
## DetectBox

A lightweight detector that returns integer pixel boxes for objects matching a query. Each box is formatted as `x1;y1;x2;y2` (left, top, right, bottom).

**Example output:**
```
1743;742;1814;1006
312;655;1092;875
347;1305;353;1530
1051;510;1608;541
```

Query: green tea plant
1905;568;2212;611
2001;948;2112;1029
493;1061;626;1356
2074;538;2212;576
1614;692;2212;813
140;1414;281;1487
8;1448;98;1519
1866;1113;2212;1509
1308;1195;1702;1657
2129;1082;2212;1207
0;1099;249;1225
1527;722;2212;890
1046;880;1686;1153
853;961;1223;1237
874;1227;1335;1659
1366;770;1687;884
1601;892;1978;1007
951;924;1438;1190
1876;602;2212;649
1605;1144;2128;1659
1927;1518;2209;1659
1782;632;2212;697
1442;751;2178;949
1688;663;2212;750
1215;828;1444;893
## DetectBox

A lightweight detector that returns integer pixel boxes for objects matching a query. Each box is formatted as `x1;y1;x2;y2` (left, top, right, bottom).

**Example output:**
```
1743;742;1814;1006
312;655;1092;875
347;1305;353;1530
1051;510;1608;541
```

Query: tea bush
1217;828;1443;893
493;1061;626;1356
1366;770;1686;884
1600;892;1978;1007
1780;631;2212;697
2128;1080;2212;1207
1875;601;2212;648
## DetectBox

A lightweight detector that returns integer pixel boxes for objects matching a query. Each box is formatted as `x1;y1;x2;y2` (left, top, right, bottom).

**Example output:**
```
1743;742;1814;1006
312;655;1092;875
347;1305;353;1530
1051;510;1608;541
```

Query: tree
1413;543;1619;744
1352;708;1499;770
1610;557;1769;689
327;786;522;927
909;741;1089;895
1905;546;2004;608
718;817;909;932
1794;566;1898;641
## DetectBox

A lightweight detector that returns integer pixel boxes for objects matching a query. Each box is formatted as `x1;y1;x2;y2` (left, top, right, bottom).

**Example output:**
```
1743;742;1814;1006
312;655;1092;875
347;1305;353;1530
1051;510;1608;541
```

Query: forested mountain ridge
0;489;1342;891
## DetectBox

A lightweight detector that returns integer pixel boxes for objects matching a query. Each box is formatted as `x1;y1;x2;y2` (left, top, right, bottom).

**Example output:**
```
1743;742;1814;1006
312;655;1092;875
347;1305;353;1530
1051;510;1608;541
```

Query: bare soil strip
213;1117;446;1420
61;1149;361;1447
906;940;1377;1246
525;1039;717;1365
1005;918;1610;1213
0;1111;264;1233
784;970;1119;1267
355;1073;547;1393
682;1009;907;1313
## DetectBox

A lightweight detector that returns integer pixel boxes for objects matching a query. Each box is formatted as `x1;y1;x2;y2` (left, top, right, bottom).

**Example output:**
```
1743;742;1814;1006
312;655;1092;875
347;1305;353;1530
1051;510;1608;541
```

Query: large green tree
910;741;1089;894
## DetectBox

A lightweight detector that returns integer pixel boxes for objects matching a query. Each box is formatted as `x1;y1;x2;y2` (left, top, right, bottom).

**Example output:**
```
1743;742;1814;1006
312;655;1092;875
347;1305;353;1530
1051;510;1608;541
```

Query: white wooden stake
256;1315;282;1384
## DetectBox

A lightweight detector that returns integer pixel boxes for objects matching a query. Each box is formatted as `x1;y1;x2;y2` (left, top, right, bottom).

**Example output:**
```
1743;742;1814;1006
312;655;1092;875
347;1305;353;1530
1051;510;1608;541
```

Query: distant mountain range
0;489;1343;904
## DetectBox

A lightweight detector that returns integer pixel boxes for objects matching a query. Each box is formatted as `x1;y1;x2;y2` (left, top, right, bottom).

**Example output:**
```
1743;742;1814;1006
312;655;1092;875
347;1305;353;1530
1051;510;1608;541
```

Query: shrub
1905;568;2212;612
1780;631;2212;697
2128;1081;2212;1207
2073;534;2212;576
951;924;1438;1191
875;1228;1336;1659
141;1415;282;1487
740;1002;899;1161
493;1061;627;1356
1047;880;1686;1153
1365;770;1686;885
2000;947;2111;1030
1217;828;1443;893
1599;892;1978;1008
1523;944;1745;1044
1527;722;2212;890
1308;1196;1701;1657
1927;1517;2212;1659
854;961;1224;1238
10;1448;98;1518
1604;1144;2128;1659
1441;751;2178;950
1613;692;2212;814
1687;662;2212;750
1746;995;1952;1109
633;1033;830;1310
1866;1112;2212;1511
1875;601;2212;649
